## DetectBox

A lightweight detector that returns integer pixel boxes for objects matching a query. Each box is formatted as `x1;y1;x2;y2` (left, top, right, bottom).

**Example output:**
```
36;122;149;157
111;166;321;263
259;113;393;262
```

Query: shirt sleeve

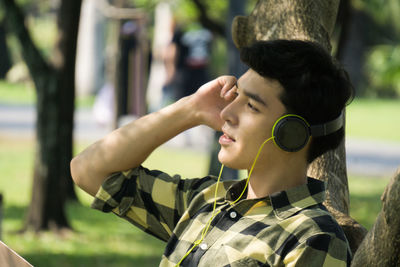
283;233;352;267
91;165;217;242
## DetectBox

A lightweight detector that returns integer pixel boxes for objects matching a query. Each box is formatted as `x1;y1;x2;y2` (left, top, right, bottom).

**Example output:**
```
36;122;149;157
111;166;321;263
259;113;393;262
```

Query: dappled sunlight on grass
346;98;400;142
0;81;35;104
0;138;34;206
3;200;165;266
0;81;95;107
348;175;390;230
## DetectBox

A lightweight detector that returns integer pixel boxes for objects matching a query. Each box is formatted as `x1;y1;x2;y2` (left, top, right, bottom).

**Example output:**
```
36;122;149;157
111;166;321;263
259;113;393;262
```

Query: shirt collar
225;177;326;219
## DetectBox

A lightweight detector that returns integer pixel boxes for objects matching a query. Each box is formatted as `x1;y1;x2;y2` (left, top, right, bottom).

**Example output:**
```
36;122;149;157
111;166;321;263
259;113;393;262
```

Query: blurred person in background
162;20;212;106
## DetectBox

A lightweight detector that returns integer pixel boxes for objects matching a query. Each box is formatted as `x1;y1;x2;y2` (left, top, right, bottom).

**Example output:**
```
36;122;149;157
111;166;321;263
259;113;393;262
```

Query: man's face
218;69;287;170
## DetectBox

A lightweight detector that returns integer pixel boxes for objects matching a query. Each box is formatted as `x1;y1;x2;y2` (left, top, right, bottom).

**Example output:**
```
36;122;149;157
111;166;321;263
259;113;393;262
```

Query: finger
223;88;237;102
222;81;238;102
220;76;237;97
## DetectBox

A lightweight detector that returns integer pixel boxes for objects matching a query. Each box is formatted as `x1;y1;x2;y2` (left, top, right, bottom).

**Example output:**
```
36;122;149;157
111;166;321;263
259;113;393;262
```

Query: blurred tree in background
0;20;12;78
0;0;82;232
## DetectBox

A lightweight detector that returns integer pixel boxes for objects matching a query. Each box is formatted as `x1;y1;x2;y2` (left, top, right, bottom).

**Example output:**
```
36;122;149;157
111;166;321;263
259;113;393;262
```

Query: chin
218;150;245;170
218;150;233;167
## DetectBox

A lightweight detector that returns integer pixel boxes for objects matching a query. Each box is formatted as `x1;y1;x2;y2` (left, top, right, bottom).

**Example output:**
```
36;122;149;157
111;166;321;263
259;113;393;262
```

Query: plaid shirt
92;166;351;266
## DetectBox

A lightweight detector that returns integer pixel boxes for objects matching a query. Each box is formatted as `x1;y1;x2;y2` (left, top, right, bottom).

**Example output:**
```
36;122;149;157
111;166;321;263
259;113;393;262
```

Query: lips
219;132;236;145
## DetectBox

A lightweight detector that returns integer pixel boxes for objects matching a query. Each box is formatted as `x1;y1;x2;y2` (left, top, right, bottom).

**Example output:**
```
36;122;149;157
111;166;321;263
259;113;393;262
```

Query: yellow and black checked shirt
92;166;352;266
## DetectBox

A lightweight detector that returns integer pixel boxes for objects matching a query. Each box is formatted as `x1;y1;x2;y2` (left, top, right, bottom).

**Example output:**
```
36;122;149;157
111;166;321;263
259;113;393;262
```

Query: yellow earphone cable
175;164;225;266
175;136;275;266
229;136;274;206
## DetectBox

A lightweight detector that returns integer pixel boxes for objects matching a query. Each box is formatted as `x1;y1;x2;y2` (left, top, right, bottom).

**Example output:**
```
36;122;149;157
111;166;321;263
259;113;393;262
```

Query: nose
220;99;239;126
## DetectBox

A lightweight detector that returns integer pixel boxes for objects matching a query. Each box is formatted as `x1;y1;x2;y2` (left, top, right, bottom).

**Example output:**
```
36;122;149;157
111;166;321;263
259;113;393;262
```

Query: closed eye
236;89;260;112
247;102;259;112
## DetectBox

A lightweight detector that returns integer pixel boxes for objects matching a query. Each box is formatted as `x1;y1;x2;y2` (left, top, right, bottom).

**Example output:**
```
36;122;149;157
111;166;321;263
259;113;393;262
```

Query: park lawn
0;81;95;108
0;137;393;267
347;175;390;230
346;98;400;142
0;81;35;104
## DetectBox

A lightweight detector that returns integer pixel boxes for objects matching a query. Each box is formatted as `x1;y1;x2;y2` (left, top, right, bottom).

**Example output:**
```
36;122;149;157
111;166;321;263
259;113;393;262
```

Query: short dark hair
240;39;353;163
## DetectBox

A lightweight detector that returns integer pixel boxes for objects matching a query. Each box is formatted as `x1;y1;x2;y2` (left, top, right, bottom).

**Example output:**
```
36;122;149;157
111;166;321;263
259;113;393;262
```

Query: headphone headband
272;111;344;152
309;111;344;137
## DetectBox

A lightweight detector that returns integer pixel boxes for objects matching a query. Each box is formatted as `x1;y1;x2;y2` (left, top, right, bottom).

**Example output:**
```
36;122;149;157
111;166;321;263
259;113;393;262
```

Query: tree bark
351;169;400;266
231;0;367;254
53;0;81;202
232;0;337;50
0;0;82;231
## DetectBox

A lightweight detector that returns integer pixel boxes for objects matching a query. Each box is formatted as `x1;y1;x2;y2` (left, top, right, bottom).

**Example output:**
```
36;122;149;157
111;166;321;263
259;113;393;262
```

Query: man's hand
71;75;237;196
188;75;237;131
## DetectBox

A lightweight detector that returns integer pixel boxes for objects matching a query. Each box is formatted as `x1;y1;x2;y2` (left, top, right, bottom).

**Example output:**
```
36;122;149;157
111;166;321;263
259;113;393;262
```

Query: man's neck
245;160;308;199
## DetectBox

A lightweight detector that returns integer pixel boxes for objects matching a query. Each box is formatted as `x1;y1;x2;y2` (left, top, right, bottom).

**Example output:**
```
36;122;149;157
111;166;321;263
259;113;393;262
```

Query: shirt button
199;242;208;250
229;211;237;219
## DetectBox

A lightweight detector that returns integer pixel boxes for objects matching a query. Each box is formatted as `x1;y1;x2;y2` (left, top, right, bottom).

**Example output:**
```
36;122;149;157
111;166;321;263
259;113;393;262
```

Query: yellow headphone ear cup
272;115;311;152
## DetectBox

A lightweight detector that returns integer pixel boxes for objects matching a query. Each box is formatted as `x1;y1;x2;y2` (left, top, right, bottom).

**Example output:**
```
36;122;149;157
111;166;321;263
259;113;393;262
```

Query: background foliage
352;0;400;97
3;0;400;98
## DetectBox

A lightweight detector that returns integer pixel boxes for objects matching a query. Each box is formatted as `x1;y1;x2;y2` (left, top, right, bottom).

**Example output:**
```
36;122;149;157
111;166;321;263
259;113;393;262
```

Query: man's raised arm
70;76;237;196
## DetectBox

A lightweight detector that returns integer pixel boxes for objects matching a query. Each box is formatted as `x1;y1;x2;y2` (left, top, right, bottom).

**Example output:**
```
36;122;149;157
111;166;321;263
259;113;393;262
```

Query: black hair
240;39;354;163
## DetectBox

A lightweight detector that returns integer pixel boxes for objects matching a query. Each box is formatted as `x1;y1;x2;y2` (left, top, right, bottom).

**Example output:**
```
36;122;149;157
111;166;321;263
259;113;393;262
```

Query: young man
71;40;353;266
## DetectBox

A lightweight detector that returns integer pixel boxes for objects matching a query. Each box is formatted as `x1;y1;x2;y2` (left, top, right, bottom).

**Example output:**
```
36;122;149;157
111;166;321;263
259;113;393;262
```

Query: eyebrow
236;82;267;106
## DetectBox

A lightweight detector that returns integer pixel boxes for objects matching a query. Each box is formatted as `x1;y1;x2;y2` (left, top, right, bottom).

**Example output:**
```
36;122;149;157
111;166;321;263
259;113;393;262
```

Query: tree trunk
54;0;81;202
231;0;367;254
0;0;82;231
28;75;70;230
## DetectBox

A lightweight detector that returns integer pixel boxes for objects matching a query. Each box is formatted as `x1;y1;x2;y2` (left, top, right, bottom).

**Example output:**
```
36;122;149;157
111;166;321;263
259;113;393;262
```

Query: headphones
272;111;344;152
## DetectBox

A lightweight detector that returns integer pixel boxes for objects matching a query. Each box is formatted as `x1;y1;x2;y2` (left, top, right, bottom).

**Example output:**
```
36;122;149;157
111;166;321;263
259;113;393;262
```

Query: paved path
345;138;400;177
1;103;399;178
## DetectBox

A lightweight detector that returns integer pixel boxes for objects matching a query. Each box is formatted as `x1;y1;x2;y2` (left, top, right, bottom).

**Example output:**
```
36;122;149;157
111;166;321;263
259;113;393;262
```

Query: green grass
4;201;165;267
346;98;400;142
348;175;390;230
0;81;95;107
0;137;393;266
0;81;35;104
